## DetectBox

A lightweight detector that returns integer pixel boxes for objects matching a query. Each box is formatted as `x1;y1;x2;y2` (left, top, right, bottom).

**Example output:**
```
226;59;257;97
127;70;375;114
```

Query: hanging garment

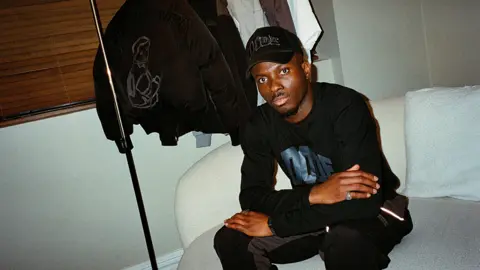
189;0;256;110
93;0;246;153
189;0;257;147
223;0;272;106
258;0;296;34
225;0;269;46
286;0;322;62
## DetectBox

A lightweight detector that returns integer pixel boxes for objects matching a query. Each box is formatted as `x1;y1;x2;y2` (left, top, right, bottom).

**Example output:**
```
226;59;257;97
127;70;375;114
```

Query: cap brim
245;51;294;79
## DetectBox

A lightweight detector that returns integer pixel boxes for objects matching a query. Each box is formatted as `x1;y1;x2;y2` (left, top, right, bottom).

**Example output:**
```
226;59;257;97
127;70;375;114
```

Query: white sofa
174;96;480;270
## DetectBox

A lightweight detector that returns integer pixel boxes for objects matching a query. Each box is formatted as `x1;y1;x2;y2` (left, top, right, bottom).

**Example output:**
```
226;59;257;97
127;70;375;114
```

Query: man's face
251;53;311;116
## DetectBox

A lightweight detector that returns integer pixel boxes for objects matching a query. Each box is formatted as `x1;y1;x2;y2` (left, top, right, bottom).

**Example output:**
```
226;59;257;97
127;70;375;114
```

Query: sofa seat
177;197;480;270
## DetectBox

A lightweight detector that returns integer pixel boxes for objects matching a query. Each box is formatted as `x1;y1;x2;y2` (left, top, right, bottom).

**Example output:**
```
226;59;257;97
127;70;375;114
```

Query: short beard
280;83;309;118
280;106;300;118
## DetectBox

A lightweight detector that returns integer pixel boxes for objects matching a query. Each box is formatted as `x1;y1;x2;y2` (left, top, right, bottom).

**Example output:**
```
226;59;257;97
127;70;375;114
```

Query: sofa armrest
370;96;406;192
174;143;244;248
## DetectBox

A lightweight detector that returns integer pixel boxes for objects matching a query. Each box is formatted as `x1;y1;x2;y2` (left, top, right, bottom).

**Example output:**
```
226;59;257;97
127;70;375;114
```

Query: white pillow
403;86;480;201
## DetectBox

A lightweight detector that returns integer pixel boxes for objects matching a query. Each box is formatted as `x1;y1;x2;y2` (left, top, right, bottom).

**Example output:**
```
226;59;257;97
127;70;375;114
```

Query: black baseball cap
245;26;304;78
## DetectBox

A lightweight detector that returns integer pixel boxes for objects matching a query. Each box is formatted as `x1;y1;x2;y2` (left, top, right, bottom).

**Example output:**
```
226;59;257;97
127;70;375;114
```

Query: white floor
123;249;184;270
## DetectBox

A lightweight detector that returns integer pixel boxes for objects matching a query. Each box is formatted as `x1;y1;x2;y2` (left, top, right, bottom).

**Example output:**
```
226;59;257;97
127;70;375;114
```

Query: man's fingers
226;222;247;233
231;213;248;220
225;218;251;235
227;218;248;226
347;164;360;171
345;183;378;195
348;191;372;200
339;170;378;181
225;214;249;226
340;175;380;189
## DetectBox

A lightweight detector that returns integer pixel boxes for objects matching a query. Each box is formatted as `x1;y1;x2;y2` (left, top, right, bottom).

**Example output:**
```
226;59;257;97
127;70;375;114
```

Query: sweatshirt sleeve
239;115;313;215
269;93;384;237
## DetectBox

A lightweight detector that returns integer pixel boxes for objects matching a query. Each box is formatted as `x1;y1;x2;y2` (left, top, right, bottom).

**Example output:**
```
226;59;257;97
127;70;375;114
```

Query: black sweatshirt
239;83;400;237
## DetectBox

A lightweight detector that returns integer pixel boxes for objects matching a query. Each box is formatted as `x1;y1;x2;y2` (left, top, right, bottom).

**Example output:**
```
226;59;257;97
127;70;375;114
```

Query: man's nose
270;80;283;94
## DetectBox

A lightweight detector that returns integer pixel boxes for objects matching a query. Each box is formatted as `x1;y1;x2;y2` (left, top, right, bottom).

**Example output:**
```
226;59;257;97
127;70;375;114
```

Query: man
214;26;413;270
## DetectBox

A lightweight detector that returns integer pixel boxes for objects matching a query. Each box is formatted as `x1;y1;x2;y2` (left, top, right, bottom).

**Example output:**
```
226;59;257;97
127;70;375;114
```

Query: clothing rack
88;1;158;269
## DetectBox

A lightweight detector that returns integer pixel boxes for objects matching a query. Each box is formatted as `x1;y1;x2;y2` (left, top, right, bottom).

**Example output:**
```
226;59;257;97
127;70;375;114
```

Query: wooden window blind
0;0;124;126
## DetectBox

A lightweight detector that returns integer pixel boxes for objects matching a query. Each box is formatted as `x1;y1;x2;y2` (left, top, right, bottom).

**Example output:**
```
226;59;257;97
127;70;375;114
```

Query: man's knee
322;225;388;269
214;226;248;254
214;226;258;269
323;224;366;254
213;226;231;253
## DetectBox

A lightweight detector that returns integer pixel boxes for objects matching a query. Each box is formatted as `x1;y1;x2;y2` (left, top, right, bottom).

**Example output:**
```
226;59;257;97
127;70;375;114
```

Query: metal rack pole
88;1;158;269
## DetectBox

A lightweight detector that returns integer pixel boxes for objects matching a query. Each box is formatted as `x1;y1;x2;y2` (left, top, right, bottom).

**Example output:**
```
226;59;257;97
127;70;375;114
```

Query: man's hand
309;164;380;205
224;211;273;237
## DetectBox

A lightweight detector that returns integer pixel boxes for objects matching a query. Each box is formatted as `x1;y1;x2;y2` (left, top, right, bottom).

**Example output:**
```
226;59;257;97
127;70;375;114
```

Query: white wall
332;0;431;100
311;0;344;84
0;109;229;270
311;0;480;100
421;0;480;87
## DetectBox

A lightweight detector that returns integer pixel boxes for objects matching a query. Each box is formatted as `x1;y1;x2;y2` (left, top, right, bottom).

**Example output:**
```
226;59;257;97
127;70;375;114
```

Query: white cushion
403;86;480;200
177;198;480;270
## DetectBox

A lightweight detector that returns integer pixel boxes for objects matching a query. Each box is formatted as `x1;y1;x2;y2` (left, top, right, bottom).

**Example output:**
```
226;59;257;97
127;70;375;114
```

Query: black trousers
214;210;413;270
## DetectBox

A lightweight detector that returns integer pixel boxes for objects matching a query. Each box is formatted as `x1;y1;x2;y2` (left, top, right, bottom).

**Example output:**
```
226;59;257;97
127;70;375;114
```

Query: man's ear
301;60;312;81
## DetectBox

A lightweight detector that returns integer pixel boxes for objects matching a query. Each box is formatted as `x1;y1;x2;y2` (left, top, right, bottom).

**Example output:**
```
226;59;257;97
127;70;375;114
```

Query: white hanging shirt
226;0;269;105
226;0;269;46
287;0;322;62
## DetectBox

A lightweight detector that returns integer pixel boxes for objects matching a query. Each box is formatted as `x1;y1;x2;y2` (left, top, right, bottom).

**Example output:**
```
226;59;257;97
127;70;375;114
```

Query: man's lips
272;96;289;106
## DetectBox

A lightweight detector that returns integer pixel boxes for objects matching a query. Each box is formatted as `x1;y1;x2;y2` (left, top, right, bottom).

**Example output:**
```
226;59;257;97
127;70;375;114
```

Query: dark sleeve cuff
268;185;315;237
301;185;315;209
229;129;240;146
114;136;134;154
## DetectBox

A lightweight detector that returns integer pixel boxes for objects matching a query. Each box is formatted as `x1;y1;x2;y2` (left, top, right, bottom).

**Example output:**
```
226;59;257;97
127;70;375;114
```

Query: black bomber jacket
93;0;250;152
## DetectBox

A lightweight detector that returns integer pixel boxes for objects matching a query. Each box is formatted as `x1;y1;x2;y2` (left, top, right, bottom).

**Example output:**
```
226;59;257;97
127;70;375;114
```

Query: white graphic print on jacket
127;36;161;109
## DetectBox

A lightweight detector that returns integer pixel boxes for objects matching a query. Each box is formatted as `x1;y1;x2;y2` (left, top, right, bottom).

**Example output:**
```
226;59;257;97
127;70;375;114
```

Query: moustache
271;91;287;102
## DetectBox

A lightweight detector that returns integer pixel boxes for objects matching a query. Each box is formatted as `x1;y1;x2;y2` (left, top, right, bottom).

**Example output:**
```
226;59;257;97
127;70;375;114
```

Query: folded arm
269;94;384;237
239;115;313;215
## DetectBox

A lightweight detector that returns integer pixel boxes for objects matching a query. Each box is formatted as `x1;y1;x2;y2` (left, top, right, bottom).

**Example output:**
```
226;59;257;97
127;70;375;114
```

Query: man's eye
280;68;290;75
258;77;267;84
